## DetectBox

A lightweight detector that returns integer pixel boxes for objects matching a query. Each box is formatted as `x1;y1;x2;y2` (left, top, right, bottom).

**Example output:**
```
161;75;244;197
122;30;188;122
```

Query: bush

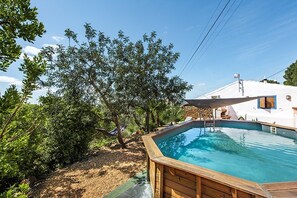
0;104;46;192
41;94;98;168
0;183;29;198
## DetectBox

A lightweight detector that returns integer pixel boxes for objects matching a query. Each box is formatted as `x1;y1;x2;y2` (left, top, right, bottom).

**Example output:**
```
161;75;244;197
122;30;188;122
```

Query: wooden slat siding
156;180;159;191
150;160;156;195
164;172;196;189
201;185;233;198
232;189;237;198
165;166;196;182
255;196;266;198
201;195;212;198
164;192;173;198
237;190;253;198
147;154;150;182
164;186;193;198
155;164;160;198
154;156;267;197
196;176;202;198
201;178;232;195
155;164;164;198
165;179;196;197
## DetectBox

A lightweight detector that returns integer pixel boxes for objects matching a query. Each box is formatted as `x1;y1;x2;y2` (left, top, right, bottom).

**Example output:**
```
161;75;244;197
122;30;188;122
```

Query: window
258;96;277;109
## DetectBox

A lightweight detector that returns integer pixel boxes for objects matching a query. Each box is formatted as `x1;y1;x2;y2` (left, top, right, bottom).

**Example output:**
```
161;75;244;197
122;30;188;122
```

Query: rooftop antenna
234;73;244;96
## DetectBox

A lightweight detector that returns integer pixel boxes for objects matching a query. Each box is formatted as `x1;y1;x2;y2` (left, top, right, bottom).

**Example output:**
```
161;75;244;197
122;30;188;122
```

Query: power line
185;0;223;60
189;0;241;70
179;0;231;76
262;68;287;80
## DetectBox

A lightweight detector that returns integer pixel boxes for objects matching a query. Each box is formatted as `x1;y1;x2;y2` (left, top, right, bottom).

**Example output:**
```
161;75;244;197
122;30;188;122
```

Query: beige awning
185;96;263;109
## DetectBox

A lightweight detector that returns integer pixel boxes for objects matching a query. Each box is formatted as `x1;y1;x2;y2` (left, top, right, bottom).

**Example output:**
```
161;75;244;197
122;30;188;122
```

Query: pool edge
142;120;297;198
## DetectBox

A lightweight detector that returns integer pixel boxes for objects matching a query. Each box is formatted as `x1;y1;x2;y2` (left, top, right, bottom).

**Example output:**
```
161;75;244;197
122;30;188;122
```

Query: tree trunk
151;111;156;124
145;109;150;133
133;113;144;130
114;116;127;149
156;111;160;127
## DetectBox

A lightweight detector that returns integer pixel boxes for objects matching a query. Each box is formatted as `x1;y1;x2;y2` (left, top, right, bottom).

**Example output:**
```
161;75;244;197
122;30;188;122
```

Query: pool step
204;120;215;128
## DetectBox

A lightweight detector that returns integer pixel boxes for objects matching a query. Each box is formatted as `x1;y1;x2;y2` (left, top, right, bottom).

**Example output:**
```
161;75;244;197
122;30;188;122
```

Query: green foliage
260;79;280;84
284;60;297;86
160;105;185;124
40;94;98;168
42;25;192;136
0;54;46;139
0;0;47;195
0;0;45;71
0;183;29;198
0;104;45;192
89;136;116;149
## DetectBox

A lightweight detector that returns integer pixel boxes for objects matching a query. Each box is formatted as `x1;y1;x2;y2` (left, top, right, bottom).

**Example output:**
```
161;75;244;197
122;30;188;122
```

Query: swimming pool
156;126;297;183
142;120;297;198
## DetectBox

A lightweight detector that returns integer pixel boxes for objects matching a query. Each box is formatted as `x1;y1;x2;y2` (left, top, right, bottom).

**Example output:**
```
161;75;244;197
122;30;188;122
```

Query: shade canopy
185;96;263;109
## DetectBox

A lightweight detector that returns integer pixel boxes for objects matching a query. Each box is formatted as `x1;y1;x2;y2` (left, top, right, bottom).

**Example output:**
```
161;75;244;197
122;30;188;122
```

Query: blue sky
1;0;297;102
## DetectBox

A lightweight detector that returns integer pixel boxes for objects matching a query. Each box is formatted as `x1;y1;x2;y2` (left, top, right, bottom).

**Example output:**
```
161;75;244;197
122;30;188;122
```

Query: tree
260;79;280;84
121;32;192;132
0;0;45;71
284;60;297;86
0;0;46;193
0;55;46;140
0;56;46;191
41;24;134;148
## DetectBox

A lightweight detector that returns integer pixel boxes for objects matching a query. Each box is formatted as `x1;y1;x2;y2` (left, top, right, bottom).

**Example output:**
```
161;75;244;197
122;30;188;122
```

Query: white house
198;80;297;128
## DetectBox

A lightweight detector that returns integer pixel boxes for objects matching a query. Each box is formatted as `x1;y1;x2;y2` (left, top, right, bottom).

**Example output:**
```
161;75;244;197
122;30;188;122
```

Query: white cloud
52;36;65;42
22;46;41;56
0;76;22;86
20;46;41;60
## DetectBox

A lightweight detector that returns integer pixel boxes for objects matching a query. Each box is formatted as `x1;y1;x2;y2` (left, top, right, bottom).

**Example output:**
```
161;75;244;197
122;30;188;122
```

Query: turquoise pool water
156;127;297;183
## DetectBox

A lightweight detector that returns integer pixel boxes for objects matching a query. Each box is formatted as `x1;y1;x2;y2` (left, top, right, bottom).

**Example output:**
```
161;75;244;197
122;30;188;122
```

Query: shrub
41;94;98;168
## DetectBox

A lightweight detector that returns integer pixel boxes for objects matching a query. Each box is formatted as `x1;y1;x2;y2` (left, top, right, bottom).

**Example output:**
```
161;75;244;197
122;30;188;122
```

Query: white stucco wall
198;80;297;128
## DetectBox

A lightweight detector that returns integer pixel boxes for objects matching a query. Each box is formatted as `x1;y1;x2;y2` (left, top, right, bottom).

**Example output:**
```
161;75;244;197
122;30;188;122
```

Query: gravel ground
31;136;146;198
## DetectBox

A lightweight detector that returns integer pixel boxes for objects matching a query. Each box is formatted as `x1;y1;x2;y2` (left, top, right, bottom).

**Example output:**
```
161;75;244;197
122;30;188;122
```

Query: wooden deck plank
262;182;297;191
267;190;297;198
201;185;233;198
196;176;202;198
164;186;193;198
165;166;196;182
157;164;164;198
201;194;212;198
237;190;253;198
201;178;232;195
164;179;196;197
153;156;267;197
164;172;196;189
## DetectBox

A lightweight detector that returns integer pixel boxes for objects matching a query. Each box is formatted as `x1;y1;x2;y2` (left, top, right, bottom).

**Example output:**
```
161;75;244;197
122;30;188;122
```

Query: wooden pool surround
142;120;297;198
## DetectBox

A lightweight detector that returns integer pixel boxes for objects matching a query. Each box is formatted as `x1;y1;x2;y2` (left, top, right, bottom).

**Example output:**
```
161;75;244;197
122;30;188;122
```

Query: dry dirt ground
31;136;146;198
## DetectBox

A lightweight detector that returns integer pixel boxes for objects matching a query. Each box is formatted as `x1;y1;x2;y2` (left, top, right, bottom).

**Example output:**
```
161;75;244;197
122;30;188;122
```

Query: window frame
257;95;277;109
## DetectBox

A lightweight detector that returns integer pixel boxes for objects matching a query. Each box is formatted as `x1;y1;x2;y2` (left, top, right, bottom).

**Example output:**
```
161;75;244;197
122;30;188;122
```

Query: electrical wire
265;68;287;80
184;0;223;63
189;0;242;70
179;0;231;76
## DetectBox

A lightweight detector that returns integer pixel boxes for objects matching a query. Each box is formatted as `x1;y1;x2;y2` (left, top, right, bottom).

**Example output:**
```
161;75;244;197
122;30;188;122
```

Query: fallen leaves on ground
31;137;146;198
